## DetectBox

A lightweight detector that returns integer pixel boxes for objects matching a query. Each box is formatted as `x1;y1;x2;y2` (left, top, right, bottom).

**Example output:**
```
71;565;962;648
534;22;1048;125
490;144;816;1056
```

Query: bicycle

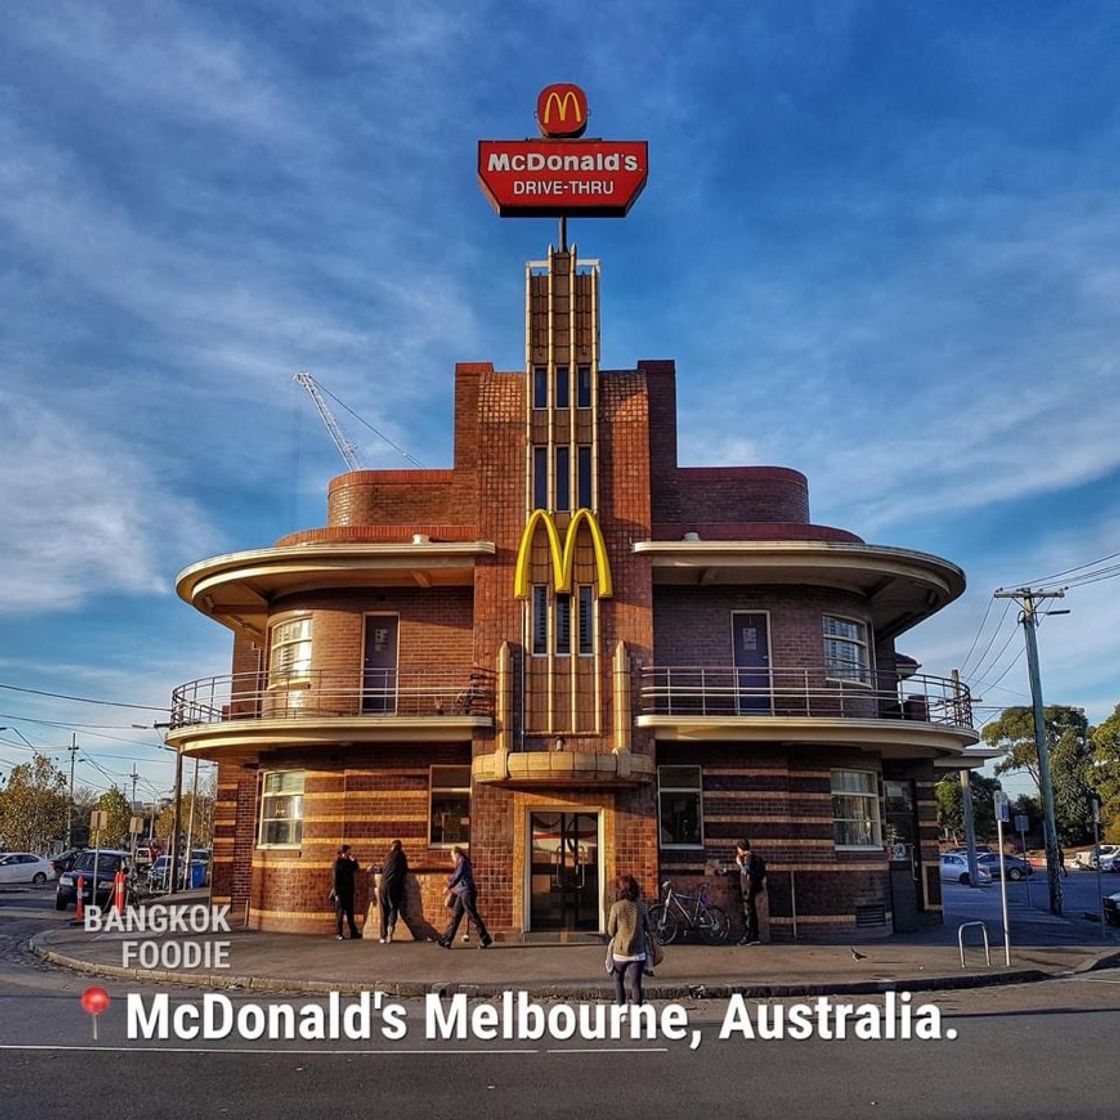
648;879;729;945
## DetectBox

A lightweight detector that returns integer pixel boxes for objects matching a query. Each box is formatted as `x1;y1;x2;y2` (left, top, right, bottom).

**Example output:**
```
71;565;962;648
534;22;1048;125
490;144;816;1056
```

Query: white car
1077;845;1120;870
0;852;57;885
940;853;993;886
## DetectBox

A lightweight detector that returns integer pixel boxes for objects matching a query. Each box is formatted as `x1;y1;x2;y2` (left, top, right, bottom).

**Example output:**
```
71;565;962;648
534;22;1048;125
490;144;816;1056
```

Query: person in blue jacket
437;846;492;949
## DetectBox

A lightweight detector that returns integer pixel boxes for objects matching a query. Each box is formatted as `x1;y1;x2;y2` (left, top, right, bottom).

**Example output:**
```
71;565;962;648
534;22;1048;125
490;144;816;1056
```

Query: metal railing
170;668;495;729
639;665;973;728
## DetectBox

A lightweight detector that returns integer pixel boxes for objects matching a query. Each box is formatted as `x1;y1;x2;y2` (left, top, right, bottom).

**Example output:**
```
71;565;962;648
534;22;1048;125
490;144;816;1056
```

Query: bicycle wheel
698;904;730;945
647;902;680;945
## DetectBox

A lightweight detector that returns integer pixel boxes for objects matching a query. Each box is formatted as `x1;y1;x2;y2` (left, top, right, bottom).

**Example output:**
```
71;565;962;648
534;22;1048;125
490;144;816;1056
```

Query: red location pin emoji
80;986;110;1041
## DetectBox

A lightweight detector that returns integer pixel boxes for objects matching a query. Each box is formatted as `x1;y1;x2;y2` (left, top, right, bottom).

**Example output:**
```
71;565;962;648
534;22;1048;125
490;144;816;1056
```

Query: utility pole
66;734;79;849
168;744;184;896
954;669;981;888
129;765;140;862
994;587;1067;916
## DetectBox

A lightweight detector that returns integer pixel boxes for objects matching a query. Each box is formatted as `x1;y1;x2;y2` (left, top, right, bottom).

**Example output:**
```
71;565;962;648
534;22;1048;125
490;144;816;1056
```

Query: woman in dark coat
377;840;408;943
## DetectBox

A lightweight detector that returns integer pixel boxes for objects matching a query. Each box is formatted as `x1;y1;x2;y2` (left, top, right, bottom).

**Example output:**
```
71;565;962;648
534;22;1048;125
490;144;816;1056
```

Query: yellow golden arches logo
513;508;612;599
536;84;589;139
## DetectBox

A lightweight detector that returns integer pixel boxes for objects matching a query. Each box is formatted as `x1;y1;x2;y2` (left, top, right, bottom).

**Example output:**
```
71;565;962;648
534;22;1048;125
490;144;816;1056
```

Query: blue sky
2;1;1118;805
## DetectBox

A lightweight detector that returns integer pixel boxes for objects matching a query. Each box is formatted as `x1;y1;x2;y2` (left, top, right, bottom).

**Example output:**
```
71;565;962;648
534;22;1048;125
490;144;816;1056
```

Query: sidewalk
30;920;1120;1000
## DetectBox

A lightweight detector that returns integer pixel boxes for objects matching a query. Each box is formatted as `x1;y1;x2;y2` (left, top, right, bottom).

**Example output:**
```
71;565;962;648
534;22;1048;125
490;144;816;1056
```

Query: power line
1023;549;1120;587
0;682;169;712
959;594;996;677
969;619;1019;687
962;598;1014;682
316;380;425;468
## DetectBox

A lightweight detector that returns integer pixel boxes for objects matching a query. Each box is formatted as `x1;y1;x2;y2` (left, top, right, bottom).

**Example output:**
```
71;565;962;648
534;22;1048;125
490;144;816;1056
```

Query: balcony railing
170;668;495;729
639;665;973;728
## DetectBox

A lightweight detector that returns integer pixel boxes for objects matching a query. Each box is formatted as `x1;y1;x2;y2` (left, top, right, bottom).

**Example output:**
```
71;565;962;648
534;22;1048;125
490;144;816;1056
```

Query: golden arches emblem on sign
513;508;613;599
542;89;583;126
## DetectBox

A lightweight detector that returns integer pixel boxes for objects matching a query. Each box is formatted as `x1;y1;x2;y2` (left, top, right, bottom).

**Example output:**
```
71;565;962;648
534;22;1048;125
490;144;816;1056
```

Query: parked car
55;849;128;910
0;853;57;885
133;846;157;868
975;853;1032;881
49;849;86;876
149;852;210;889
1104;892;1120;927
940;853;993;885
944;845;992;856
1078;845;1120;871
1100;850;1120;873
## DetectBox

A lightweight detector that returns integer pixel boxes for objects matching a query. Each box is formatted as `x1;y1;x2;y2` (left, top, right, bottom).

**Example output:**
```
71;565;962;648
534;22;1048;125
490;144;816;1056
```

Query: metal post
66;734;78;849
1021;592;1062;916
129;765;139;863
1018;817;1032;908
1092;796;1105;938
168;745;184;896
183;757;199;890
996;805;1011;966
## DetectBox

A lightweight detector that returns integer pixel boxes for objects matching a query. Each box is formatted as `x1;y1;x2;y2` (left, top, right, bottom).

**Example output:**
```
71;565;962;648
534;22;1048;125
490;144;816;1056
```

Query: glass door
529;812;600;931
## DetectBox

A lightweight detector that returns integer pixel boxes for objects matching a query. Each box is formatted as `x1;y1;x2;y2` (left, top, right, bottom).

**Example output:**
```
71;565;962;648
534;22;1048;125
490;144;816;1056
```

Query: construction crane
293;371;364;471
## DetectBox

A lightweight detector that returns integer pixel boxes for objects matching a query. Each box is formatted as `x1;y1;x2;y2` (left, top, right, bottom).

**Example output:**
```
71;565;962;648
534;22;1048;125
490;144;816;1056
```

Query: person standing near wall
331;844;360;941
735;838;767;946
378;839;408;943
606;874;652;1006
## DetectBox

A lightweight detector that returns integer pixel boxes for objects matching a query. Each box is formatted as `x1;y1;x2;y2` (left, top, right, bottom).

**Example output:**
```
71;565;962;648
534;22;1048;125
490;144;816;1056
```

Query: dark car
55;850;128;911
976;853;1032;881
49;848;87;877
1104;892;1120;928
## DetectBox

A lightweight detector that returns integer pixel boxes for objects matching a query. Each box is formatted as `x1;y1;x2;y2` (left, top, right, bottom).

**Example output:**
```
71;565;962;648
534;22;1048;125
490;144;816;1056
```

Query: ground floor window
658;765;703;847
430;766;471;846
831;769;882;848
258;770;305;847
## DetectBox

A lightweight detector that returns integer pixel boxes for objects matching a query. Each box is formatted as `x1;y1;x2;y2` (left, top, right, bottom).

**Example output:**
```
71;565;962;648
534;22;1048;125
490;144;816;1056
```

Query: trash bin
188;860;207;889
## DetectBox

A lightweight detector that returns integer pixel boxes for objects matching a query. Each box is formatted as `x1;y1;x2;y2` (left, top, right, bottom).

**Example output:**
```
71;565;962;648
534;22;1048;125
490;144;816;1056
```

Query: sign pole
995;791;1011;966
1092;795;1105;939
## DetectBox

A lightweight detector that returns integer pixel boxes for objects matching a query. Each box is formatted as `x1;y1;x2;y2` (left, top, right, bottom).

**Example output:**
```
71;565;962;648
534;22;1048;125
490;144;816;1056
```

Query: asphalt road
1;885;1117;1120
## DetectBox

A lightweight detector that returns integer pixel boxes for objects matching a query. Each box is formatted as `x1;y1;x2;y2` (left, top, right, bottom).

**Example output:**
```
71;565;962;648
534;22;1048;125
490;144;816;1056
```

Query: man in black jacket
332;844;360;940
377;840;408;943
735;839;766;946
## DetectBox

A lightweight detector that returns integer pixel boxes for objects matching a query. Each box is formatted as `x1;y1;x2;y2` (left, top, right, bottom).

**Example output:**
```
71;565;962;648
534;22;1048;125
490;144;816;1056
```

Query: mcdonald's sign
478;85;648;218
513;508;613;599
537;83;588;138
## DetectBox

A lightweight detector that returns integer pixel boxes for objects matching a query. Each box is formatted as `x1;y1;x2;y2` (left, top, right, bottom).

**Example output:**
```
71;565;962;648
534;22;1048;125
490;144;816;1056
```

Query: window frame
830;768;883;850
532;366;548;410
257;769;306;850
577;444;592;510
267;615;313;686
429;764;471;849
554;445;571;511
555;365;570;409
657;764;705;850
532;446;548;510
576;365;592;409
822;614;873;686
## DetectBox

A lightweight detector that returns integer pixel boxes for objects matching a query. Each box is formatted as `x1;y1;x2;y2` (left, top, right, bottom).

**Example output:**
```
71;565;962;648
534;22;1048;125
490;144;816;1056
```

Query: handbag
443;890;456;909
649;936;664;968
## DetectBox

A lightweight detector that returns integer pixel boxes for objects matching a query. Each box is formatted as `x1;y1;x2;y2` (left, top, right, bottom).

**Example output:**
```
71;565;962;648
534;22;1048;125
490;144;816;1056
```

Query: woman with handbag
437;846;492;949
606;874;653;1006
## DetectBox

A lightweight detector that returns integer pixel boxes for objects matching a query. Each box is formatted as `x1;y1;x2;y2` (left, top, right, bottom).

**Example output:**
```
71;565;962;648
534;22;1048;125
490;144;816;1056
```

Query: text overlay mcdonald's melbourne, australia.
478;83;649;218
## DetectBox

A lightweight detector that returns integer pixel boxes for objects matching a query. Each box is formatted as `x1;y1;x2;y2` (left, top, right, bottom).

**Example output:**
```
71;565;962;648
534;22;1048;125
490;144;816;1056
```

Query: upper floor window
577;445;592;510
555;593;572;656
533;446;548;510
555;446;571;511
269;617;312;683
259;770;305;847
532;586;548;656
576;365;592;409
430;766;471;847
823;615;870;683
533;366;548;409
577;585;594;656
555;366;570;409
658;765;703;848
831;769;881;848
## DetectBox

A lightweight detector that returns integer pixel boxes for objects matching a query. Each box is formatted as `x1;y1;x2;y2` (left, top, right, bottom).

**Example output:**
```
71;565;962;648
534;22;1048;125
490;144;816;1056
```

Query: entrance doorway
732;611;772;714
529;812;601;931
362;614;399;714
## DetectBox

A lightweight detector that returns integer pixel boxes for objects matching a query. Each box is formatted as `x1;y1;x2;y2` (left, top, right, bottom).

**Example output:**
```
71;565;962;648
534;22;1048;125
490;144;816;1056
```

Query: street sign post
89;809;108;913
1091;794;1105;938
994;791;1011;966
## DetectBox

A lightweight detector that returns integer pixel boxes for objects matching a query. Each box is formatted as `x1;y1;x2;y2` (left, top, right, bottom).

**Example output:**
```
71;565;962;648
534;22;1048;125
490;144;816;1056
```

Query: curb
28;933;1084;1000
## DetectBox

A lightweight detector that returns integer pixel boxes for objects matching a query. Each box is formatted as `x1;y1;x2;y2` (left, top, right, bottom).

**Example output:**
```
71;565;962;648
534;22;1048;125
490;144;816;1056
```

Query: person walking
437;846;492;949
606;874;651;1007
331;844;360;940
735;838;767;946
377;840;408;943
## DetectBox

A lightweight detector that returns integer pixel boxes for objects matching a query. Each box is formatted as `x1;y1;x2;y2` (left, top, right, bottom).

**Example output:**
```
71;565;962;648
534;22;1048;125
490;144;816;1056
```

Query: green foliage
935;772;1001;841
1092;703;1120;842
983;705;1098;845
0;754;69;851
95;786;133;847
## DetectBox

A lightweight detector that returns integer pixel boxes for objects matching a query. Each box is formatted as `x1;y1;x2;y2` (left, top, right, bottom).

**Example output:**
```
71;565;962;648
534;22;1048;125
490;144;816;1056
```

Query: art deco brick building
170;245;980;941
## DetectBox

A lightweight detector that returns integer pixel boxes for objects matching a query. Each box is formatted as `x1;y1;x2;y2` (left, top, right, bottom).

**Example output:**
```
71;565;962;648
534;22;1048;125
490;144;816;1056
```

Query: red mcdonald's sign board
478;84;649;218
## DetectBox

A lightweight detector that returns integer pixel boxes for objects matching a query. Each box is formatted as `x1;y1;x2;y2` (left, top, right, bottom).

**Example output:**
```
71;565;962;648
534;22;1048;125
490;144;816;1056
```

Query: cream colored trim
635;714;978;752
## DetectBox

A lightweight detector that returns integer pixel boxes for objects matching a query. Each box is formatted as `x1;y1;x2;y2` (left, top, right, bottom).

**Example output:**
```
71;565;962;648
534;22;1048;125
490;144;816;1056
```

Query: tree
155;789;215;849
96;786;133;847
0;754;68;852
1092;703;1120;842
983;706;1098;845
935;772;1001;842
